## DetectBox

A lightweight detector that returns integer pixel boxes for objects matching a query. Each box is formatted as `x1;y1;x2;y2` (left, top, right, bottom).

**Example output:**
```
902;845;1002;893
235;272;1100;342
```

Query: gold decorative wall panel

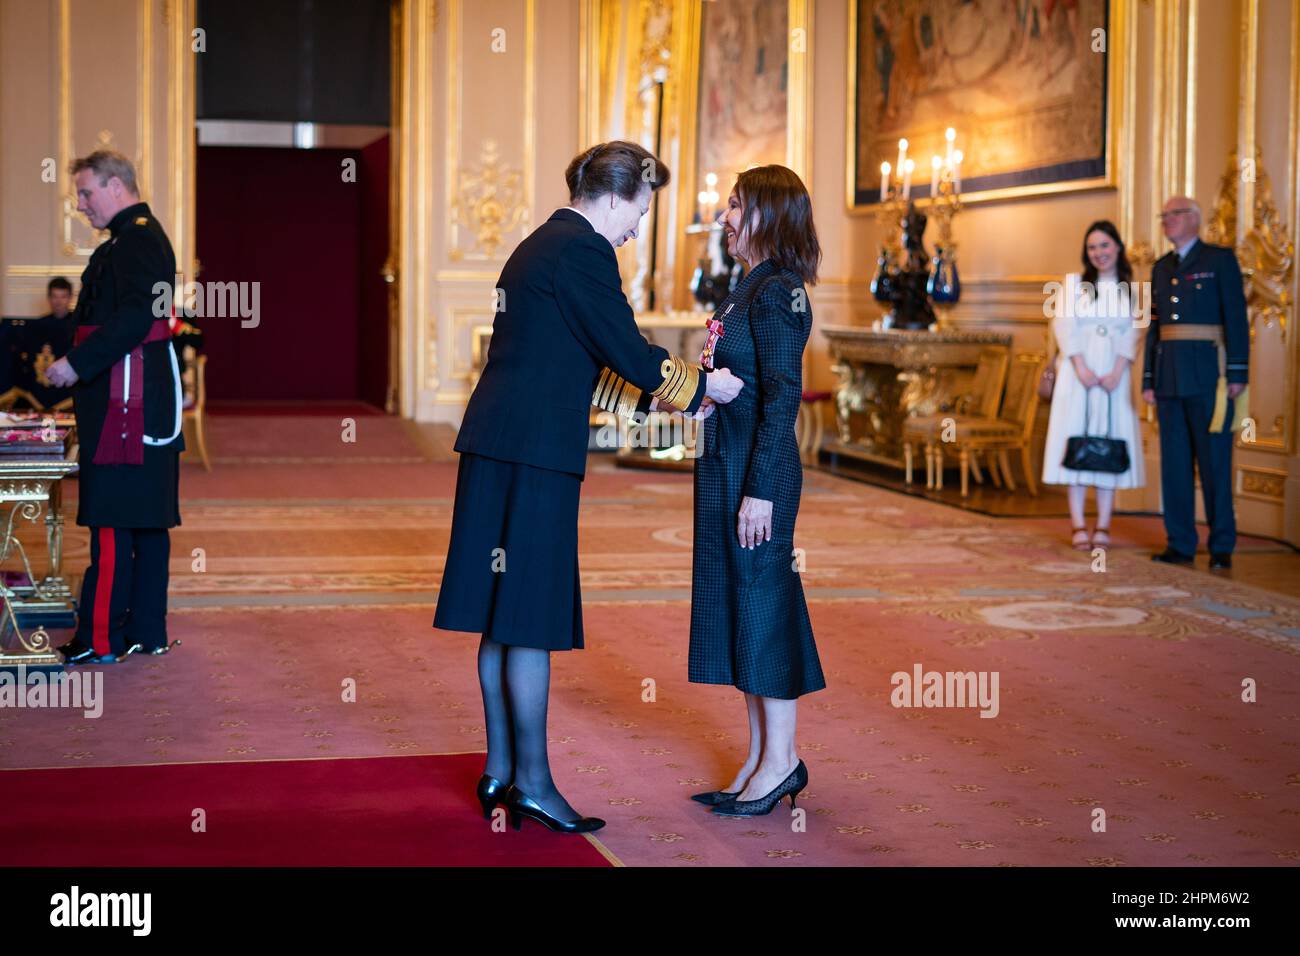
2;0;196;312
398;0;575;424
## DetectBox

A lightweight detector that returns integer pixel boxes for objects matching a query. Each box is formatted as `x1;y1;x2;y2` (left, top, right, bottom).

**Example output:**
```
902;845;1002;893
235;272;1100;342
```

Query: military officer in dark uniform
47;150;185;664
1142;196;1249;569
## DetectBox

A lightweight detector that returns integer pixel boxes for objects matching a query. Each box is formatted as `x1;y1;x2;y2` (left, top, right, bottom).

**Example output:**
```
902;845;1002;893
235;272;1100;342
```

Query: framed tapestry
696;0;790;193
847;0;1120;209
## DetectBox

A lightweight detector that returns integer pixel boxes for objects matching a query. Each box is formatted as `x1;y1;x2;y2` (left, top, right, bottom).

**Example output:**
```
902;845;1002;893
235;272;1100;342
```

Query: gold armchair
904;351;1046;498
903;347;1009;491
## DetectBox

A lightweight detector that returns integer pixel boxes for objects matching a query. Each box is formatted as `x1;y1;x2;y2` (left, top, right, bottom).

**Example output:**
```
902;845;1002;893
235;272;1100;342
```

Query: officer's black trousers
75;527;171;656
1156;391;1236;556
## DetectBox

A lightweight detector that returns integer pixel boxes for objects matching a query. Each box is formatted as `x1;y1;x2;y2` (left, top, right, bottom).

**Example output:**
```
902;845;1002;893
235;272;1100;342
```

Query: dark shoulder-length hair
565;141;669;203
733;165;821;286
1080;219;1133;289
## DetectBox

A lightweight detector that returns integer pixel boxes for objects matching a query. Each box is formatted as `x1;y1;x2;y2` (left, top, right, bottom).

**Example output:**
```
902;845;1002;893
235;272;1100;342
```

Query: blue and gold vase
926;246;961;304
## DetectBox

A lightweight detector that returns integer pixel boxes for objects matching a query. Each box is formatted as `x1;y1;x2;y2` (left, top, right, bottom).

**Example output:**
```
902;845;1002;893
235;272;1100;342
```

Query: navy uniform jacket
1143;239;1249;397
66;202;184;528
455;208;707;477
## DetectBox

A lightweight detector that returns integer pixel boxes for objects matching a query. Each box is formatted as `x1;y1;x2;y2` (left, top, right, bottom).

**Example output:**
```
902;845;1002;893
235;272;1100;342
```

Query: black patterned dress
688;259;826;699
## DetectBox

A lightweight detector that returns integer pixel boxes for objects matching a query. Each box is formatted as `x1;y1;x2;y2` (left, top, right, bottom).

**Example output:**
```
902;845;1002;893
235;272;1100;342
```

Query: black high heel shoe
476;773;511;819
690;789;740;806
712;760;807;817
503;785;605;833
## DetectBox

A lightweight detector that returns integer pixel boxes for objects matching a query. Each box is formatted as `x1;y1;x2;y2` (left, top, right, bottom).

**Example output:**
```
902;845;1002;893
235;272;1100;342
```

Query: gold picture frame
846;0;1126;212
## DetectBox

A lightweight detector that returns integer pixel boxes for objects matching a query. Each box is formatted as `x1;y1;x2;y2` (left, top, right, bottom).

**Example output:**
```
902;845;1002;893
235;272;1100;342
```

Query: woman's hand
705;367;744;404
689;397;715;420
1098;356;1130;392
737;496;773;550
1072;356;1100;389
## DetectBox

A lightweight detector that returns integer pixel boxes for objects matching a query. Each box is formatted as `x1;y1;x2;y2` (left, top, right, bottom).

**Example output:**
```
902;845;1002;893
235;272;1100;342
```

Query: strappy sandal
1091;527;1111;548
1071;527;1091;550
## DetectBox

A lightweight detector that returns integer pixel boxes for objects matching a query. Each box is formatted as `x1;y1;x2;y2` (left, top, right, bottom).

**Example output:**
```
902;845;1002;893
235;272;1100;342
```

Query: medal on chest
700;305;730;371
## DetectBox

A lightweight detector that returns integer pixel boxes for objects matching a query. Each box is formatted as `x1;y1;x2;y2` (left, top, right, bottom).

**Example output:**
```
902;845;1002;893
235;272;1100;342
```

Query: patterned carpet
3;413;1298;866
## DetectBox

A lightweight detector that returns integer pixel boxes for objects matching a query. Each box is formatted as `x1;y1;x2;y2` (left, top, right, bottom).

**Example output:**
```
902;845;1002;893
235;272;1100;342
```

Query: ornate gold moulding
821;325;1013;468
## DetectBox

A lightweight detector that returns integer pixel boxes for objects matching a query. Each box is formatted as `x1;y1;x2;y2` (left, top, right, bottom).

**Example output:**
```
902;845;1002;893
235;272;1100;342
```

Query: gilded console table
611;311;708;473
821;326;1012;468
0;457;79;668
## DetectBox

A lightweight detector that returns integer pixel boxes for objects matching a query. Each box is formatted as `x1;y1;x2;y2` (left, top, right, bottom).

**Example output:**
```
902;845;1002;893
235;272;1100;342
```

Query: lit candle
880;161;891;202
897;139;908;178
953;149;963;194
903;158;915;201
945;127;956;166
931;155;941;198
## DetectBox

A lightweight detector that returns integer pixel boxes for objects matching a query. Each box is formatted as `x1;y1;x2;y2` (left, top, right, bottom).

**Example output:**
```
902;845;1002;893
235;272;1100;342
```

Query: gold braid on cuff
650;355;700;410
592;367;643;418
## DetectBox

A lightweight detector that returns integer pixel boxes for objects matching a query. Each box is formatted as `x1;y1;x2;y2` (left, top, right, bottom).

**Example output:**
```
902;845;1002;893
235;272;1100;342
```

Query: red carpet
9;416;1298;867
0;753;615;866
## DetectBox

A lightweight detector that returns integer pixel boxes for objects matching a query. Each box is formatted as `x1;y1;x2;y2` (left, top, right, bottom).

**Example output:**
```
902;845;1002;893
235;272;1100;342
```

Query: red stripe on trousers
91;528;116;655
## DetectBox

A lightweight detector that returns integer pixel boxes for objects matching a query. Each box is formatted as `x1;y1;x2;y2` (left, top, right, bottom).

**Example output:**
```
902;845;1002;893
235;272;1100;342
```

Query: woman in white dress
1043;220;1145;549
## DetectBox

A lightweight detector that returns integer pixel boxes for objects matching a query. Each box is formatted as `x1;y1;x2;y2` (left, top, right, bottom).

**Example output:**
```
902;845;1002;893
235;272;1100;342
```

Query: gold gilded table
820;326;1012;468
609;311;708;473
0;456;79;668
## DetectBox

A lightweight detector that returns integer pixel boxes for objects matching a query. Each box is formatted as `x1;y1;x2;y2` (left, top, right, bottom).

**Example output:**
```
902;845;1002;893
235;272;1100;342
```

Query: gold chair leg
935;445;944;490
984;451;1002;487
811;402;825;466
924;442;934;488
959;447;970;497
796;406;809;464
904;440;914;484
998;449;1016;491
1020;445;1037;496
969;452;984;484
195;411;212;472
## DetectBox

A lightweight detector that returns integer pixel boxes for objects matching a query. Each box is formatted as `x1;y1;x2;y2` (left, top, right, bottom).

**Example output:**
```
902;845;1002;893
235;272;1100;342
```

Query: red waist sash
74;318;173;465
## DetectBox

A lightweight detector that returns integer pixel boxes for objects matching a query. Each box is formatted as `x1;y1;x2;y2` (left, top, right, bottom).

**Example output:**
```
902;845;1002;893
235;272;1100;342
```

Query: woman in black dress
433;142;743;834
686;165;826;816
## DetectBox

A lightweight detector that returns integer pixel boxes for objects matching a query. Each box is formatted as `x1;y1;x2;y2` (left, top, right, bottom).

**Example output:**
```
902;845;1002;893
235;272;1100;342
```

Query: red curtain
196;145;380;403
357;135;391;409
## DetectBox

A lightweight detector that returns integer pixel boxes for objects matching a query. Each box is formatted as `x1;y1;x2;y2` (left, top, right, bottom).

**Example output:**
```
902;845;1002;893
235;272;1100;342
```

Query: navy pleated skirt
433;452;584;650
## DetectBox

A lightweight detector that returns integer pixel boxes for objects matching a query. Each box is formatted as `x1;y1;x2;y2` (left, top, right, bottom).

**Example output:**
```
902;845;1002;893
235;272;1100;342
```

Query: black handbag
1063;387;1130;473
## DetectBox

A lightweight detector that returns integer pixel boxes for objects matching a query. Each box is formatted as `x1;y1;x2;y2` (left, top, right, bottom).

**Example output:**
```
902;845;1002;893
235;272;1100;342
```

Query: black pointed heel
476;773;510;819
690;789;740;805
503;785;605;833
712;760;808;817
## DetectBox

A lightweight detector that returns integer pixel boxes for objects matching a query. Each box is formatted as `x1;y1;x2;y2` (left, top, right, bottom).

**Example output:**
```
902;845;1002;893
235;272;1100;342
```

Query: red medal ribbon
700;317;725;371
74;318;173;465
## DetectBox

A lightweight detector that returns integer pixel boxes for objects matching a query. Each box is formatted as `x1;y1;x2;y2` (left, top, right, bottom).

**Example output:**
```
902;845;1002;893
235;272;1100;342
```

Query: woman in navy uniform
48;151;185;665
1141;196;1248;569
687;165;826;817
434;142;743;833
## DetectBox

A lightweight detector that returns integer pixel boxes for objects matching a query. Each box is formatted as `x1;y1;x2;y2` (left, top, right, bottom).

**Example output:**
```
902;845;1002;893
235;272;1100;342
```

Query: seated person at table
15;278;77;410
